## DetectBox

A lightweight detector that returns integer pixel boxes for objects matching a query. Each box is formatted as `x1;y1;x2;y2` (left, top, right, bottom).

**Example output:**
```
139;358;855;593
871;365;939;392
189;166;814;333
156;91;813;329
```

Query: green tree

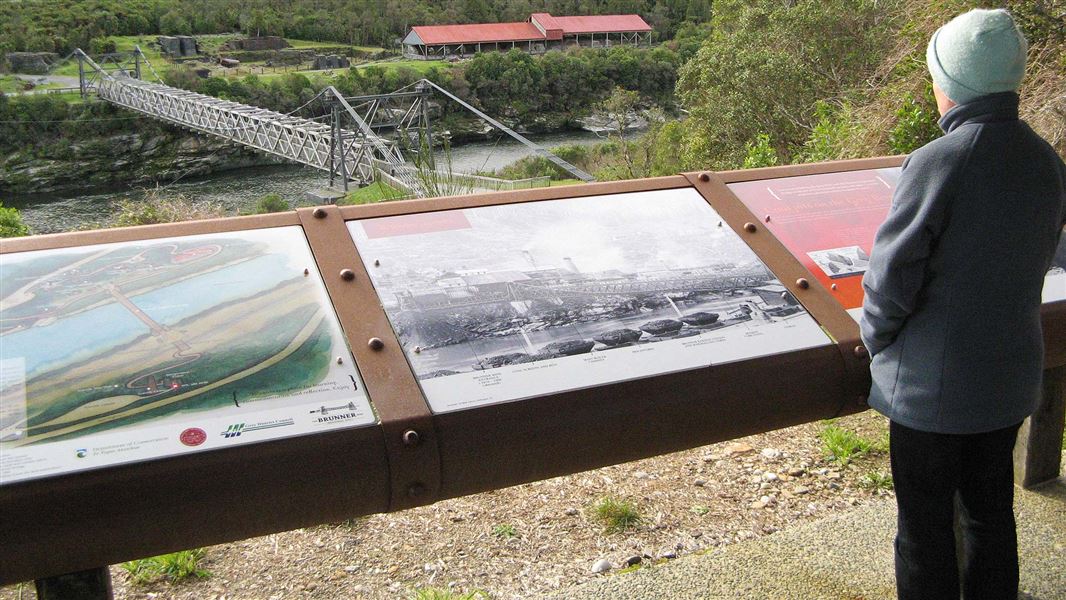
597;86;642;178
158;10;192;36
676;0;898;169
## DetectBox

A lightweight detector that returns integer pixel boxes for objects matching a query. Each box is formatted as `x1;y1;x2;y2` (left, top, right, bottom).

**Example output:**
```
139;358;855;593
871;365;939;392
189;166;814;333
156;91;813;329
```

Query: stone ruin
5;52;59;74
223;36;290;52
157;36;198;57
312;54;350;70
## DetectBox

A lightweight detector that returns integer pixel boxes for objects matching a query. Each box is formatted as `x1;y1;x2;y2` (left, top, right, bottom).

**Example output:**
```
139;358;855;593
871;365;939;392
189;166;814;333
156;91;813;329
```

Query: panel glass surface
729;168;1066;319
349;188;832;414
0;226;375;485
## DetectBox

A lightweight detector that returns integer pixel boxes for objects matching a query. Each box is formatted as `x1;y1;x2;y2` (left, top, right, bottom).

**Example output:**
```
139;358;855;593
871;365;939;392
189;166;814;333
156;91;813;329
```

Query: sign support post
35;567;113;600
1014;365;1066;487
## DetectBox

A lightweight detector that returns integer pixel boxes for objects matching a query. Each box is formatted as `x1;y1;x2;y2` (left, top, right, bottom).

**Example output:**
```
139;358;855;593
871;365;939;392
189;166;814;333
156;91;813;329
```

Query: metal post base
1014;365;1066;488
35;567;113;600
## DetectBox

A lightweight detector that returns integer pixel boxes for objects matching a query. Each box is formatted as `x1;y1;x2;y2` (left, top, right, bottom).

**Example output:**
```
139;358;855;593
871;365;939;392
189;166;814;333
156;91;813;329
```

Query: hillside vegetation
0;0;712;55
524;0;1065;182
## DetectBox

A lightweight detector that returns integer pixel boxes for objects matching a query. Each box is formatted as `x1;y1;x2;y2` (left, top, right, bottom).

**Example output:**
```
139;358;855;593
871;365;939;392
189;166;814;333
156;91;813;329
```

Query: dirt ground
1;412;894;600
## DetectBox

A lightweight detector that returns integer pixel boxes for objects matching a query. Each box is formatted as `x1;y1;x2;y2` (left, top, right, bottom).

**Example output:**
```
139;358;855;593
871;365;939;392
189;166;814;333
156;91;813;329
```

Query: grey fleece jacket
861;92;1066;434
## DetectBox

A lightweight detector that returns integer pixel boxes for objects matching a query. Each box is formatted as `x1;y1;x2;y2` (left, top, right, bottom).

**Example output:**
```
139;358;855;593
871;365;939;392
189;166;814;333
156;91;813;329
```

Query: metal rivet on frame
368;337;385;351
340;269;356;281
830;283;838;291
303;268;310;276
764;215;771;223
796;278;810;290
312;207;328;219
402;430;421;447
374;259;381;267
698;173;710;182
744;223;757;233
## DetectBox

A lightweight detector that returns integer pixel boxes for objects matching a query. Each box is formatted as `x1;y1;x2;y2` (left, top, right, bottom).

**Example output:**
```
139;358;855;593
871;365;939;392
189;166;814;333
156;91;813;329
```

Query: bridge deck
95;76;419;193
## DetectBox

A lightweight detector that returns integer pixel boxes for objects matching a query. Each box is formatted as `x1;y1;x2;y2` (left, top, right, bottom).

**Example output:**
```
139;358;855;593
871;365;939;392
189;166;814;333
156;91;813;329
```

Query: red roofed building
402;12;652;60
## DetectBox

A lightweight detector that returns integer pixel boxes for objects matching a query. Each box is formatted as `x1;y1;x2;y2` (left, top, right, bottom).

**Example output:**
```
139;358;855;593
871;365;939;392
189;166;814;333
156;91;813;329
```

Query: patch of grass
690;504;710;516
122;549;210;585
820;422;885;465
409;588;490;600
591;496;642;534
355;59;449;75
859;471;894;491
340;180;409;204
491;523;516;539
548;178;586;186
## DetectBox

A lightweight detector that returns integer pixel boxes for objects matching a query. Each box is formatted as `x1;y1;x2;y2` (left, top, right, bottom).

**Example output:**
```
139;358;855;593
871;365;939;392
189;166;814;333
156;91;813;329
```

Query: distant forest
0;0;713;55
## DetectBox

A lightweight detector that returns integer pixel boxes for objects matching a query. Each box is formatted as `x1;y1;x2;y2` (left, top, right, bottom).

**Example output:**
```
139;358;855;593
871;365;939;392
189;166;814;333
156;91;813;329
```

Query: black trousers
890;420;1022;600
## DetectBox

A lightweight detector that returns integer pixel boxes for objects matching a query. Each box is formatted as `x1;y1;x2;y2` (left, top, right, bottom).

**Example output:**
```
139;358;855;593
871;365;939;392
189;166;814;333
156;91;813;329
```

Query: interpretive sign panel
728;168;900;320
729;169;1066;316
349;189;832;413
0;227;375;485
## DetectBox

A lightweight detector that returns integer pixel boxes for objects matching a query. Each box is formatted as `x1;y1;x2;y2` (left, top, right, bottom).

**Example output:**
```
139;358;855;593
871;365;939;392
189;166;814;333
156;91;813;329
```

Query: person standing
860;8;1066;600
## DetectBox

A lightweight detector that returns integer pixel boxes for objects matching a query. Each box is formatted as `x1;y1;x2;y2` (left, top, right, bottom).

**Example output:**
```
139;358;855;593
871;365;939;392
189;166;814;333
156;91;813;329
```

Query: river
8;130;613;235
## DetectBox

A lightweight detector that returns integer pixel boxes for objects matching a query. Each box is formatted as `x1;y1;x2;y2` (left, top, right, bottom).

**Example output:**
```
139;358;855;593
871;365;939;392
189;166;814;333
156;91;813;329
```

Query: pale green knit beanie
926;8;1028;104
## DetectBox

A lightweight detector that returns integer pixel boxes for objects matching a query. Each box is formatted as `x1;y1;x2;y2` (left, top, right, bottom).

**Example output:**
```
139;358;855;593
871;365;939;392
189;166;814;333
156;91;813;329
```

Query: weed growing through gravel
591;496;642;533
690;505;710;516
820;422;885;465
859;471;894;491
492;523;517;539
409;588;490;600
122;549;210;585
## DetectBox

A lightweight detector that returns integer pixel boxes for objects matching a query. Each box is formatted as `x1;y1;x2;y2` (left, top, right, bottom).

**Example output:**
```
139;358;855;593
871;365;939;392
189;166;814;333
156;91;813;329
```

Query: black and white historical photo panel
348;189;832;413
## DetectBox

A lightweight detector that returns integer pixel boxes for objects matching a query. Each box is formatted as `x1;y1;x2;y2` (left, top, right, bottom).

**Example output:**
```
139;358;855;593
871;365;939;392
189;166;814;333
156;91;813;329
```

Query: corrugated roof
554;14;652;34
411;22;546;45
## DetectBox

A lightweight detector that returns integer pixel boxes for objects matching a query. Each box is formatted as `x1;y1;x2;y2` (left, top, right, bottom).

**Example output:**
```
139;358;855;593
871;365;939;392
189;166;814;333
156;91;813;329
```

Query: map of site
0;227;375;484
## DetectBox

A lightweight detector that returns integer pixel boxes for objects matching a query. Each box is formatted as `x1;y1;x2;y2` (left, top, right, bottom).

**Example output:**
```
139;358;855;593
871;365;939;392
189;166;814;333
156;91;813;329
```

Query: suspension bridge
70;48;594;198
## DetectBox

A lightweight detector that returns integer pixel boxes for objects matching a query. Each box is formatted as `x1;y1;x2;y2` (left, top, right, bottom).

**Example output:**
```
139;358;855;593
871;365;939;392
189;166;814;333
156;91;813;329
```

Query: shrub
888;89;942;154
114;191;226;227
0;202;30;237
253;193;289;214
742;133;779;169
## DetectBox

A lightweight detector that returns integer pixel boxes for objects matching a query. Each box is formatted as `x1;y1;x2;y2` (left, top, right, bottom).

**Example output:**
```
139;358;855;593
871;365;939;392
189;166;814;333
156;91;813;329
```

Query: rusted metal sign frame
330;174;859;502
4;158;1062;585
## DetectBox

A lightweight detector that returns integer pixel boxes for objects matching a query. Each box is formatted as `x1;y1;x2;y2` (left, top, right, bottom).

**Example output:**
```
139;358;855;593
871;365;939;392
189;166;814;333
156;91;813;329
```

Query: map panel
349;189;832;414
729;169;1066;318
0;227;375;485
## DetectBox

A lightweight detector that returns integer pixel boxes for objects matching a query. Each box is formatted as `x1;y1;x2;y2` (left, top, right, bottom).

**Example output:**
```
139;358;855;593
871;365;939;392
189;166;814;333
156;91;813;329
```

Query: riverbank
6;129;612;234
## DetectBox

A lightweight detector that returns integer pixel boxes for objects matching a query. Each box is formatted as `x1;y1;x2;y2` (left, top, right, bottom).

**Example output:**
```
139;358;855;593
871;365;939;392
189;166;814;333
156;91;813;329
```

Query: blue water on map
130;253;295;326
6;303;148;376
